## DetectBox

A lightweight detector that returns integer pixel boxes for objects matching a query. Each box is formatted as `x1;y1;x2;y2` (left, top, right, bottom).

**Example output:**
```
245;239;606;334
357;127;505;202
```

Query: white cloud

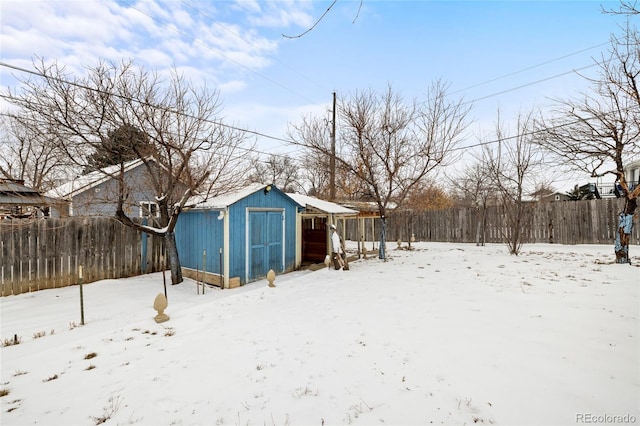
0;0;291;97
245;1;314;29
231;0;262;14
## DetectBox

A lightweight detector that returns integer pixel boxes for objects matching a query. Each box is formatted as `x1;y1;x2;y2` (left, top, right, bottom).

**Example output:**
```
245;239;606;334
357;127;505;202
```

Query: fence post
78;265;85;326
202;249;206;295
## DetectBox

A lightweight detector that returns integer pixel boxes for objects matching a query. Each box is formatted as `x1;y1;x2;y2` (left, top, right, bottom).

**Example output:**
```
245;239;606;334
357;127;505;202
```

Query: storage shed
175;183;302;288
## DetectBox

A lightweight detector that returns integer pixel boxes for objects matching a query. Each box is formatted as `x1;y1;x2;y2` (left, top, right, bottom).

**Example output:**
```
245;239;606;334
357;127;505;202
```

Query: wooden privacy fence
347;198;640;246
0;217;164;296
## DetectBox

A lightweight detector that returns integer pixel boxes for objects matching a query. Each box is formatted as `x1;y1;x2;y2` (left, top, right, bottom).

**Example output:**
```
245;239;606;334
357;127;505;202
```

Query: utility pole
330;91;336;201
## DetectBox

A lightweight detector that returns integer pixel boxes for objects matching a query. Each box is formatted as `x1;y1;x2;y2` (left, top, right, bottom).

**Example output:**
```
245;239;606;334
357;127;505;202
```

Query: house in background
46;158;177;218
529;187;572;202
0;179;67;219
175;183;302;288
585;160;640;198
625;159;640;190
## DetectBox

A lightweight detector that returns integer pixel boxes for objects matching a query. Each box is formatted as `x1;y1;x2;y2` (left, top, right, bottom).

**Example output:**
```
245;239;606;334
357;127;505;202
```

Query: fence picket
0;217;163;295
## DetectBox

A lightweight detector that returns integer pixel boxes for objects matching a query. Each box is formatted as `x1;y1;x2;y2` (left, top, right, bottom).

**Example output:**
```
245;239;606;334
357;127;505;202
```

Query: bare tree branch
4;57;252;283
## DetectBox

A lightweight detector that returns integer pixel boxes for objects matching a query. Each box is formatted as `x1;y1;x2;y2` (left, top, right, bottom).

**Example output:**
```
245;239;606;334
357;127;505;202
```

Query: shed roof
188;183;302;209
286;193;358;216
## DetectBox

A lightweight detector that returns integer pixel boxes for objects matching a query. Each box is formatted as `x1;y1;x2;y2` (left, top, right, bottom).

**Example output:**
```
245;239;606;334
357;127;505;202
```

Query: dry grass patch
2;335;21;347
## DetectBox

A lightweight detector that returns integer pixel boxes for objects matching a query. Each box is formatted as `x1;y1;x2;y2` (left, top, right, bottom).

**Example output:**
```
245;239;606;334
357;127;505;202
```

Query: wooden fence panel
0;217;164;296
346;199;640;247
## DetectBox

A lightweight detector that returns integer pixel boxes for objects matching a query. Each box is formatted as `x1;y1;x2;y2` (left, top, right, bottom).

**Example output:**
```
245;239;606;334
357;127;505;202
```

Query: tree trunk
615;197;637;264
165;231;183;284
475;206;486;247
379;216;387;260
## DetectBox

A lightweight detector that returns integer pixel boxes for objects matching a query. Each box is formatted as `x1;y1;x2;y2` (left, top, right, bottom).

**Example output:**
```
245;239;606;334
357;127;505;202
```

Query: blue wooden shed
175;183;302;288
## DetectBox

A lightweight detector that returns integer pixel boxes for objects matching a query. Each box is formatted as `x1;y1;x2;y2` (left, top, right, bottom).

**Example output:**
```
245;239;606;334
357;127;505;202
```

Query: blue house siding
176;185;301;287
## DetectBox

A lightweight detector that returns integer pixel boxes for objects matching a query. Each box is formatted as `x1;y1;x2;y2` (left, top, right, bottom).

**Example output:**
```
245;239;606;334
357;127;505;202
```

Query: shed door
249;210;283;281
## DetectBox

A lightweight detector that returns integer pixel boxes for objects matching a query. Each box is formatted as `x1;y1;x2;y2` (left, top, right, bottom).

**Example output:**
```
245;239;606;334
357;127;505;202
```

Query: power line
450;101;637;154
463;63;600;106
452;41;611;95
0;57;611;162
0;61;297;147
0;50;627;164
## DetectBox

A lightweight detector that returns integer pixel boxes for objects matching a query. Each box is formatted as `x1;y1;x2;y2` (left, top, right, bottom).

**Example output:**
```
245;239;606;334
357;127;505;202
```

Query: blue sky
0;0;627;189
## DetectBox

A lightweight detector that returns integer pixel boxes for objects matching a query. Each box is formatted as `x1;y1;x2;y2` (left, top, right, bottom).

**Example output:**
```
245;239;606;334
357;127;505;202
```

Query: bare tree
537;27;640;263
484;110;546;255
246;153;304;193
0;113;71;191
4;58;251;283
287;115;332;197
453;160;495;246
289;81;471;259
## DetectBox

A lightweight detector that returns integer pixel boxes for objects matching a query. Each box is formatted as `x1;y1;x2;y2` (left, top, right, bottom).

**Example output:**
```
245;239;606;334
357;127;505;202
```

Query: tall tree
537;26;640;263
4;58;251;283
289;82;470;259
484;110;546;255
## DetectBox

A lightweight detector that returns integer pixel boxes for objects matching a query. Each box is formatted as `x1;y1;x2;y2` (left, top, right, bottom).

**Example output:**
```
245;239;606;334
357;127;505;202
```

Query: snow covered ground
1;242;638;426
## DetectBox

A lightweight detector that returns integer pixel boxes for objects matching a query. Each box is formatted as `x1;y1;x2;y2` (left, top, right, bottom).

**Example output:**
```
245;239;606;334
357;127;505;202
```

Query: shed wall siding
175;210;224;275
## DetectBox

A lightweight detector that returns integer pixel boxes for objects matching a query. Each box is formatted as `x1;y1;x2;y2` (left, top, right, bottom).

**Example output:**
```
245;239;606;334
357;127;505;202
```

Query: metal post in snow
79;265;85;326
161;255;167;301
202;249;206;295
219;247;223;287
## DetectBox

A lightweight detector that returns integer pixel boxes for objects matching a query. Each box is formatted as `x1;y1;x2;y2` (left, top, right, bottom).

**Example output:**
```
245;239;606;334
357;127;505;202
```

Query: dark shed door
249;210;283;281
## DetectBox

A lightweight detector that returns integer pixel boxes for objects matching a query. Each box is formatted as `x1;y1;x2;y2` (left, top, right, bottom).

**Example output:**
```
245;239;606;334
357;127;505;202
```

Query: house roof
286;193;358;216
0;179;64;206
625;159;640;171
46;158;149;199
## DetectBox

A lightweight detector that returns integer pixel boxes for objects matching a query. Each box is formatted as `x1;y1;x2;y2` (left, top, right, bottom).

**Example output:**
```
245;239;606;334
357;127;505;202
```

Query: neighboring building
624;160;640;190
46;158;179;217
529;187;572;203
548;192;572;202
586;161;640;199
0;179;66;219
